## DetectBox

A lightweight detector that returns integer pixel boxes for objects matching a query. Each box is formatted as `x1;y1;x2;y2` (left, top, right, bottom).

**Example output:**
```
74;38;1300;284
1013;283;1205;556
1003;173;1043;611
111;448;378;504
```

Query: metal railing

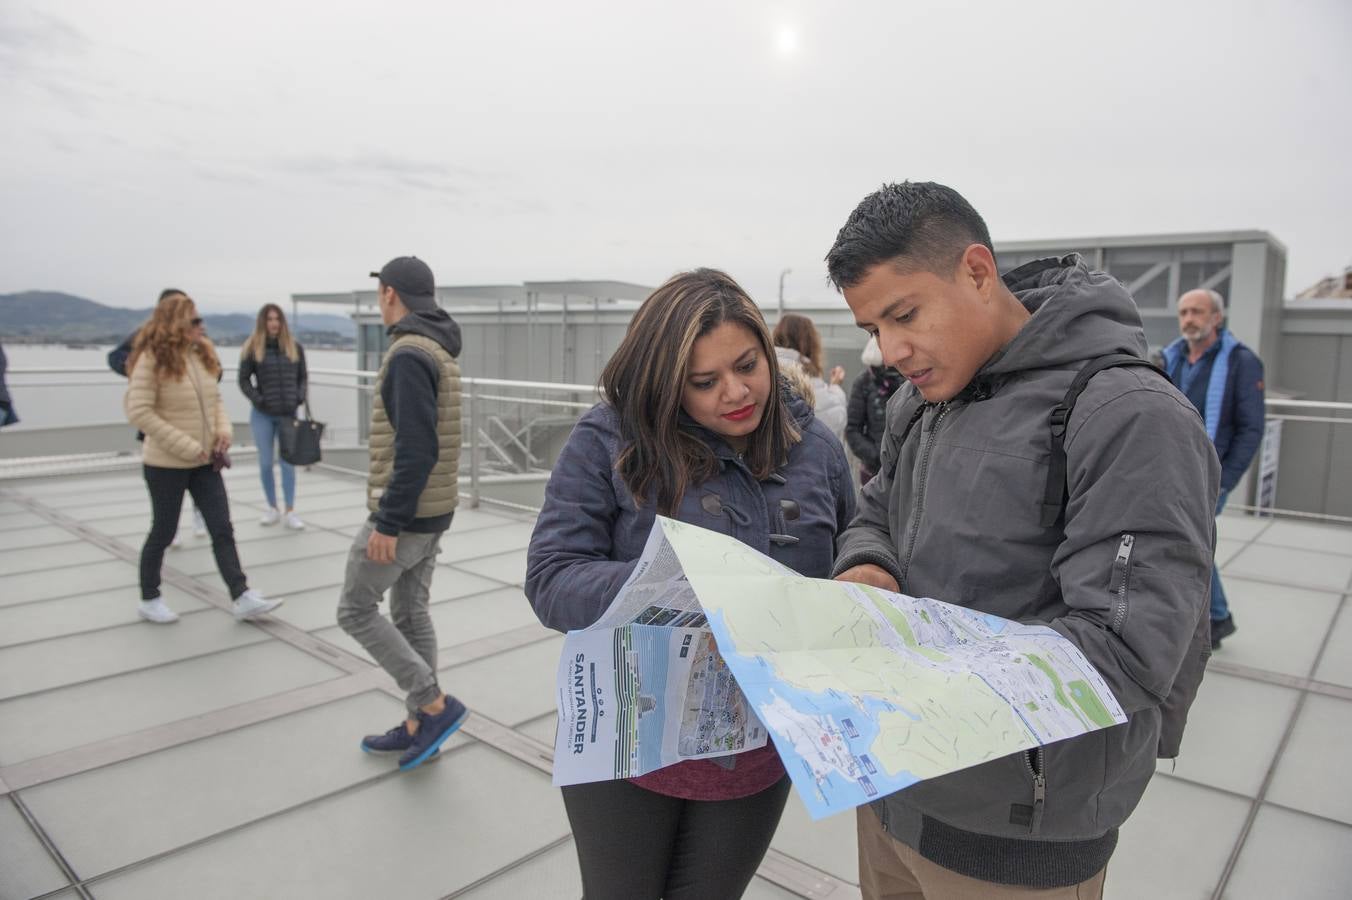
5;365;1351;522
2;364;600;513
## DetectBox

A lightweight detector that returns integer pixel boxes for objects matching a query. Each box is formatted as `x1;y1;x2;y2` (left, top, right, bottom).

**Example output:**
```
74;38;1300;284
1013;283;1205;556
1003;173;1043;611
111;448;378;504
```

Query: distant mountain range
0;291;357;344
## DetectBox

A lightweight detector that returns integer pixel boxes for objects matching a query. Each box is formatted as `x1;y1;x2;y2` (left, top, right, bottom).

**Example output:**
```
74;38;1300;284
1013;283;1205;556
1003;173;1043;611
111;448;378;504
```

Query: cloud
0;6;94;111
269;152;485;198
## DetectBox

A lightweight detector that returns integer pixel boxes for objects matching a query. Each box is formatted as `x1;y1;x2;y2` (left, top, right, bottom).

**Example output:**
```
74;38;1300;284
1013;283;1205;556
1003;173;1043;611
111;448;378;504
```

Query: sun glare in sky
776;25;798;56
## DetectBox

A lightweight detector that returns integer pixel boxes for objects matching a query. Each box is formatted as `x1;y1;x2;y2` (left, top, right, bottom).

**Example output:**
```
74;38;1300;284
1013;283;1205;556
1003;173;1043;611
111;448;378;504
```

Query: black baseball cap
370;256;437;310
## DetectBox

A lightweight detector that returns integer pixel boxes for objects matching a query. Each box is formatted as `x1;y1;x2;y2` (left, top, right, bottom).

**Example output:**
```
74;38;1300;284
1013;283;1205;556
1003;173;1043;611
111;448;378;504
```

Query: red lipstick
721;404;756;422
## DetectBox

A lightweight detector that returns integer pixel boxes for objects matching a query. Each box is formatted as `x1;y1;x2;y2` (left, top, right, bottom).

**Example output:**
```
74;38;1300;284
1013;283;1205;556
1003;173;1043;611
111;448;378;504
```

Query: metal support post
469;384;481;508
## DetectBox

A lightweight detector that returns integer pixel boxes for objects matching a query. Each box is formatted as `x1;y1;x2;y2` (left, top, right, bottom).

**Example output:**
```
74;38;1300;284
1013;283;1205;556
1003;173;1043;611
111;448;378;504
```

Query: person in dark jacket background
238;304;309;530
845;335;904;484
0;341;18;427
526;269;855;900
1162;288;1266;649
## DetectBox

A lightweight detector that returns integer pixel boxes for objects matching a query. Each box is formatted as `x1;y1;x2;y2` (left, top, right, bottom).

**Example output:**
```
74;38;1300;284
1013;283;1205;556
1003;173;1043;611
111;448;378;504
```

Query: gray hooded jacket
834;256;1218;887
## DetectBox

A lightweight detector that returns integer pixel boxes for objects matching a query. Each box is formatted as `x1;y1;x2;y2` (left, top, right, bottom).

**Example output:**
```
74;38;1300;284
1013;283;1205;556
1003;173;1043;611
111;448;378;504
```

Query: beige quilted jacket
124;346;232;468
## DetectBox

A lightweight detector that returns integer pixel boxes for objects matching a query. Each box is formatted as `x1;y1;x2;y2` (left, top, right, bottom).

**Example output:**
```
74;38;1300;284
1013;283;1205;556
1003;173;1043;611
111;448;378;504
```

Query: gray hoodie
835;256;1218;887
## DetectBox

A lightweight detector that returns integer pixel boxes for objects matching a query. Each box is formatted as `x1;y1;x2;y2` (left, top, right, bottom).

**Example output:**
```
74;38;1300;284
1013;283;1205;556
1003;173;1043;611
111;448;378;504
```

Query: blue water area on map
980;613;1008;634
704;609;927;819
632;625;674;772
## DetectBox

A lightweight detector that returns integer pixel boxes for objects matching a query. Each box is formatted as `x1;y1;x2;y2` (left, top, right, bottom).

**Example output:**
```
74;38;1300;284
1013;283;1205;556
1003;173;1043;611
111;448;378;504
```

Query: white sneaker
233;589;283;621
138;598;179;624
192;509;207;538
284;511;305;530
259;507;281;526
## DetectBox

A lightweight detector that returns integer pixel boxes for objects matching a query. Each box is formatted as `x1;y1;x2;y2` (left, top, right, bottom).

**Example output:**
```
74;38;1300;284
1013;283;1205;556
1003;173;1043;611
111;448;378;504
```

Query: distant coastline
1;335;355;350
0;290;356;349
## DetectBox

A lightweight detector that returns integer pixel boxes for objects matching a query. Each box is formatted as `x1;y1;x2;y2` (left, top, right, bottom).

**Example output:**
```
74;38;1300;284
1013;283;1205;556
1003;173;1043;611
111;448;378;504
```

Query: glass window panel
1142;314;1180;350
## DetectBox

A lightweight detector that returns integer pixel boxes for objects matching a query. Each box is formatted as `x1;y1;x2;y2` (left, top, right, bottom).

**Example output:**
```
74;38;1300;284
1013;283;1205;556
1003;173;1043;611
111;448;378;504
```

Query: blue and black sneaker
360;722;416;754
398;695;470;771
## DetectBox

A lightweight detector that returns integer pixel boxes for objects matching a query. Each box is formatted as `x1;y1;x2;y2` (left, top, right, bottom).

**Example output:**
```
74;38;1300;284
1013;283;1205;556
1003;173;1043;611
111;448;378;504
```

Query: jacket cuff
373;519;401;537
832;549;904;588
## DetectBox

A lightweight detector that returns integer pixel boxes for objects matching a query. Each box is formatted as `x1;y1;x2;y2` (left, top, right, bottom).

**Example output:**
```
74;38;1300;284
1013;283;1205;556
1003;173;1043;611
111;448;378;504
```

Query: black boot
1211;614;1236;649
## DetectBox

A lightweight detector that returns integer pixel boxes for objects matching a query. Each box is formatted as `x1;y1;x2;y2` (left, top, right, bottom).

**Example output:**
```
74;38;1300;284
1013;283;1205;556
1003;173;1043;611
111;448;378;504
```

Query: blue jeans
250;407;296;510
1211;489;1230;622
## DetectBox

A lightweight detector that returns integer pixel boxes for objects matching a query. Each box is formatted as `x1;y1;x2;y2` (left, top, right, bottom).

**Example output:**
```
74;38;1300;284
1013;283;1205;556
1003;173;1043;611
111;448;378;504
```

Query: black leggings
141;464;248;601
561;776;791;900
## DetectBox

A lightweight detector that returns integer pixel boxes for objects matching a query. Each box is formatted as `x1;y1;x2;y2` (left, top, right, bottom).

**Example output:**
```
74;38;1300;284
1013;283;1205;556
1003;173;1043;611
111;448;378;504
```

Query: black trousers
141;464;248;601
561;776;791;900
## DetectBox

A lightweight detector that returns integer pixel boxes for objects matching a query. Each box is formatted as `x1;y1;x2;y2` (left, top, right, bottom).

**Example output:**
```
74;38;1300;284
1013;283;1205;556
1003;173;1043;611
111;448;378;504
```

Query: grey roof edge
290;292;367;305
522;280;654;300
997;229;1287;256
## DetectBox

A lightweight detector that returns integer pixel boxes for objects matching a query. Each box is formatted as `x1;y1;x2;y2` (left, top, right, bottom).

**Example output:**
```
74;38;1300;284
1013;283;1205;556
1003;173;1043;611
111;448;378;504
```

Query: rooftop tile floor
0;464;1349;899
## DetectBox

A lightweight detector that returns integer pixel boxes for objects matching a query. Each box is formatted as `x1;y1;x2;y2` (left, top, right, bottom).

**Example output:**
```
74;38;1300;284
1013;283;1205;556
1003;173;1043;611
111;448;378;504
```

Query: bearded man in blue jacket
1161;289;1266;649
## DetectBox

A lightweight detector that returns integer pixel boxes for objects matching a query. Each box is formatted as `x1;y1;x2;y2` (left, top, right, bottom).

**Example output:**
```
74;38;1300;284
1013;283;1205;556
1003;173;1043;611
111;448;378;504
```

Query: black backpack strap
1040;354;1166;528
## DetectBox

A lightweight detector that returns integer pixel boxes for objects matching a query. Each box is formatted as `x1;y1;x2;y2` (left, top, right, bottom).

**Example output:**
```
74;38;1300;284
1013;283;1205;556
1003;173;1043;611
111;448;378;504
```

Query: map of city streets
657;518;1127;820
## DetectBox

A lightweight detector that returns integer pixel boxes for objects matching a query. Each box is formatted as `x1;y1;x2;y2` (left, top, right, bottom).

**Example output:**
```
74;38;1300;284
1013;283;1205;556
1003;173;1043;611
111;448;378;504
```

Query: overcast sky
2;0;1349;313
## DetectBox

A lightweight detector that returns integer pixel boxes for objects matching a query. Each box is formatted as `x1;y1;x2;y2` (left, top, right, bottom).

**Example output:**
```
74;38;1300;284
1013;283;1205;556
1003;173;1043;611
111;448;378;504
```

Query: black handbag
279;402;325;466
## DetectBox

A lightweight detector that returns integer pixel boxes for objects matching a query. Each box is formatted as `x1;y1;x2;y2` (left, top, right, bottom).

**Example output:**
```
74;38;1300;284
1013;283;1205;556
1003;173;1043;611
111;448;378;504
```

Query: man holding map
826;183;1218;898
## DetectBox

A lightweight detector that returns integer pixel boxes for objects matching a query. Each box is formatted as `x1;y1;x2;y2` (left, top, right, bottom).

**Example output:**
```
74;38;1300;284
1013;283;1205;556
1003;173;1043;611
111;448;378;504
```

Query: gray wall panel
1274;334;1342;515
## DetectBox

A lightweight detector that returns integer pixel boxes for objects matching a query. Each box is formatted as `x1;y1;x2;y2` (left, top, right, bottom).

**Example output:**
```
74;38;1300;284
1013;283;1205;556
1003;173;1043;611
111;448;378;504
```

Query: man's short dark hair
826;181;995;290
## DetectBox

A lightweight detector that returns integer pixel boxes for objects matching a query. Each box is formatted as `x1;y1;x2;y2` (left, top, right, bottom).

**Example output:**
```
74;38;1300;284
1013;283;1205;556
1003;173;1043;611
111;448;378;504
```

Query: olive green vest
367;333;462;519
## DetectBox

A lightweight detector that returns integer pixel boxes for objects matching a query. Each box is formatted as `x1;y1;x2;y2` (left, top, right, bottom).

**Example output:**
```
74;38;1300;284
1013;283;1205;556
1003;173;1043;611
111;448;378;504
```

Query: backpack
889;353;1209;759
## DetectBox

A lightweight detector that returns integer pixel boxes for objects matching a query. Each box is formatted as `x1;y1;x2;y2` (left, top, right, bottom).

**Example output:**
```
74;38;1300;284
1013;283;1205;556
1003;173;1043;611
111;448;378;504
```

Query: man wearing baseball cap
337;256;470;771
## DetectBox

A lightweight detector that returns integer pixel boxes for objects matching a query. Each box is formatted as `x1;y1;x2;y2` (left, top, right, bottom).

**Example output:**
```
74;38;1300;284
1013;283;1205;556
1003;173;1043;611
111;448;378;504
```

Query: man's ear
961;243;1000;296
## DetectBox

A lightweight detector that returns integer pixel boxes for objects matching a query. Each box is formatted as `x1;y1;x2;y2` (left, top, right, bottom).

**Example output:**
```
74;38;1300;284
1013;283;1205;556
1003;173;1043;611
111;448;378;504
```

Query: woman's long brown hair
127;291;221;381
772;313;825;378
241;303;298;363
600;268;800;515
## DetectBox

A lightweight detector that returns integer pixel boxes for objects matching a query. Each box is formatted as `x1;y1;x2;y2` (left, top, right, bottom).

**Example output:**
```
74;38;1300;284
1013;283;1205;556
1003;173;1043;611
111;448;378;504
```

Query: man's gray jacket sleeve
1049;379;1219;714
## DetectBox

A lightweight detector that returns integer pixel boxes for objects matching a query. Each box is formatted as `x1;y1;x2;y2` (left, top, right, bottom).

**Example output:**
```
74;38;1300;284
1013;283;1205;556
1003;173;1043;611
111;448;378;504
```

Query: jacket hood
981;255;1147;381
388;309;462;358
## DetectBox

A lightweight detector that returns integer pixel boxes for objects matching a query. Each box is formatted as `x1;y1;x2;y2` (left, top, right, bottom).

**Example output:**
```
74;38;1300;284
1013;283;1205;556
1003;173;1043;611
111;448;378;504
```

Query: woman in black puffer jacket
238;304;308;529
845;336;904;485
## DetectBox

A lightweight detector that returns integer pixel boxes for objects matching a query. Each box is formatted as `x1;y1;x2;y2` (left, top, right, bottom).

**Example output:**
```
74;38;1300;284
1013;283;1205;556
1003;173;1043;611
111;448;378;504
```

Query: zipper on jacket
1022;747;1046;834
899;402;949;586
1109;533;1135;634
188;359;211;455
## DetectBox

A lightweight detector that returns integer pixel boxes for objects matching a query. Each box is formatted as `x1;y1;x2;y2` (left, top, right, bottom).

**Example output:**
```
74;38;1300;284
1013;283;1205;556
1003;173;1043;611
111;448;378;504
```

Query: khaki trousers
857;807;1107;900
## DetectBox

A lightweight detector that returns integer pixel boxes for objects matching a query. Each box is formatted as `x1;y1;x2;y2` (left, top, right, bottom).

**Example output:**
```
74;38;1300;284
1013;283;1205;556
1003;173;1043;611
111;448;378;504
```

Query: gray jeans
337;519;446;715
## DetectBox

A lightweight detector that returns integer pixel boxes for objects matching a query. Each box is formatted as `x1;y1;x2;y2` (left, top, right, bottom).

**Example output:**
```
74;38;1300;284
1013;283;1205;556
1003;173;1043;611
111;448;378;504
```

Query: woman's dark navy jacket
526;386;857;632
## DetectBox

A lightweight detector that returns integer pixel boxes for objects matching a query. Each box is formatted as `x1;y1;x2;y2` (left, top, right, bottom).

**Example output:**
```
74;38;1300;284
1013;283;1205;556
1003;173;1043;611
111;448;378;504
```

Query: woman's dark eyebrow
688;348;756;378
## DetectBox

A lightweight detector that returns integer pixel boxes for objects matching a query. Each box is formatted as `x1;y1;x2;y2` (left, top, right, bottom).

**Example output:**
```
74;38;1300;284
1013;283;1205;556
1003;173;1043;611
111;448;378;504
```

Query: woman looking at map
525;268;856;899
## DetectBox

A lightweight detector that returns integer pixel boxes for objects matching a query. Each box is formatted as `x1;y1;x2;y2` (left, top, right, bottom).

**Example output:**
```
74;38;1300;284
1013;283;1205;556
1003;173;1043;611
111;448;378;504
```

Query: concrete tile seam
1208;595;1348;899
1258;799;1352;831
0;622;561;793
0;638;282;707
0;671;393;794
0;607;217;653
439;834;577;900
1205;659;1352;701
8;791;90;896
59;742;480;893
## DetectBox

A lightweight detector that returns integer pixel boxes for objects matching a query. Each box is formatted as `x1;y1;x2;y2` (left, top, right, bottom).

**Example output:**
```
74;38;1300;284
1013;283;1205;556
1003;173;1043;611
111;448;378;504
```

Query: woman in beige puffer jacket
124;291;282;625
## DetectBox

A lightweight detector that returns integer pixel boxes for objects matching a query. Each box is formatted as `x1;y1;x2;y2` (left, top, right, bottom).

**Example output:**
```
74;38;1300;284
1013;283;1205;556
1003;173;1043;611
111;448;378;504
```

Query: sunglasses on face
190;317;203;326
